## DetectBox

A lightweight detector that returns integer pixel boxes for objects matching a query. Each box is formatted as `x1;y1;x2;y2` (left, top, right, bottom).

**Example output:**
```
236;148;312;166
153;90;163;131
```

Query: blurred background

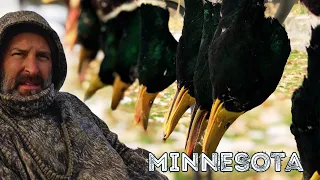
1;0;319;179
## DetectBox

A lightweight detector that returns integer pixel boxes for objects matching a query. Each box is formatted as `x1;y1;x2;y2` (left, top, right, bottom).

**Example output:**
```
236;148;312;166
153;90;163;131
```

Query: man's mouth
12;74;45;95
19;82;41;90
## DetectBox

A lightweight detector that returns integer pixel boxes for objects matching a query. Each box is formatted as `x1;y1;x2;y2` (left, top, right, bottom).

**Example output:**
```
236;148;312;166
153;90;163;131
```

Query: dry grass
265;2;280;17
168;8;184;35
277;51;308;97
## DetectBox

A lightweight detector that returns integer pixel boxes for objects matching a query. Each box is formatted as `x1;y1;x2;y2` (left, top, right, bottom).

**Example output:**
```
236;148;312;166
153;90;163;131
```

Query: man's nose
24;55;40;75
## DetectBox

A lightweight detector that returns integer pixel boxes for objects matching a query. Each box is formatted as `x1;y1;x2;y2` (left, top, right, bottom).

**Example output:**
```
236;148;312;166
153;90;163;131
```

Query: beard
0;71;52;96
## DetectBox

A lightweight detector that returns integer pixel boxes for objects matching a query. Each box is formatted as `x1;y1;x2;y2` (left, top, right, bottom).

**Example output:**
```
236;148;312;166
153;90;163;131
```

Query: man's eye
12;52;22;56
38;53;50;60
40;55;49;59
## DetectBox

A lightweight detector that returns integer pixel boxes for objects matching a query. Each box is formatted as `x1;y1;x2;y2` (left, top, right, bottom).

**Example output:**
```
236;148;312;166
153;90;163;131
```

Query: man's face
1;32;52;96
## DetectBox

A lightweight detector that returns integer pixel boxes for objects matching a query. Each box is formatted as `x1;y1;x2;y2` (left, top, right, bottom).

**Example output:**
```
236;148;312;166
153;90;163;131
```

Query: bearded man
0;11;167;180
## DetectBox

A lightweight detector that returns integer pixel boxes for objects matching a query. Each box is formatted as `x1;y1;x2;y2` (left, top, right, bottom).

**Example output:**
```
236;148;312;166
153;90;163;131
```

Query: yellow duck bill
83;75;106;101
162;86;195;140
42;0;58;3
202;98;244;155
134;85;158;130
111;75;131;110
311;171;320;180
185;107;208;156
78;47;96;74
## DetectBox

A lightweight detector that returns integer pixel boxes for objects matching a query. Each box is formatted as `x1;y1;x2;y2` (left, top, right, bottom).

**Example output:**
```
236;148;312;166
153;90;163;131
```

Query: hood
0;11;67;91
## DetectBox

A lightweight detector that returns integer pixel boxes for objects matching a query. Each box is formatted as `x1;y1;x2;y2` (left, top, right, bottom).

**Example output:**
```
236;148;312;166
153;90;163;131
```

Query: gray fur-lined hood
0;11;67;91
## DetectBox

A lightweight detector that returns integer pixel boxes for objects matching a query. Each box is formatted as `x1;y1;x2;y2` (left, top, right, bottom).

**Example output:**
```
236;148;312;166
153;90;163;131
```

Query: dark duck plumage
184;1;222;156
84;1;178;112
77;0;101;82
77;3;100;57
134;4;178;130
110;9;141;110
291;25;320;180
84;4;141;111
163;0;204;140
49;0;95;83
83;13;127;99
84;0;181;112
202;0;291;154
301;0;320;16
73;0;136;85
